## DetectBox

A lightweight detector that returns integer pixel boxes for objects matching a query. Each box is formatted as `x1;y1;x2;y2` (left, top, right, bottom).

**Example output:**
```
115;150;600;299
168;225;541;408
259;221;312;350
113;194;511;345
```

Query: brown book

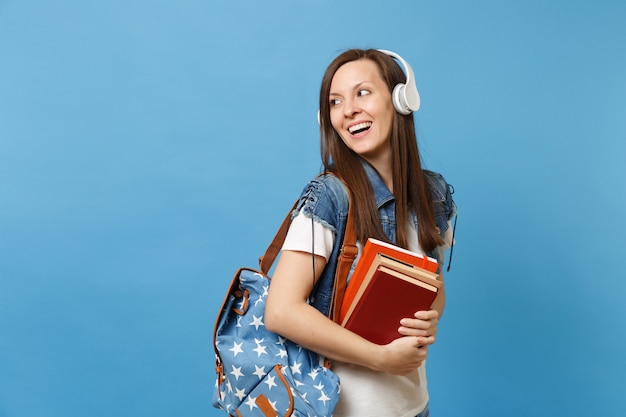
341;253;441;345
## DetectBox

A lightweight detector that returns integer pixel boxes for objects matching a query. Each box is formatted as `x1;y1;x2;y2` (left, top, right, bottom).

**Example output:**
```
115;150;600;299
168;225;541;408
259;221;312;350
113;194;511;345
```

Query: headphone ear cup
392;83;411;115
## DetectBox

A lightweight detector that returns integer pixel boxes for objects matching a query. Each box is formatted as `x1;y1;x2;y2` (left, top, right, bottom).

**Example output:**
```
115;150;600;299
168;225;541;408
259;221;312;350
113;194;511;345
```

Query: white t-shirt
283;212;452;417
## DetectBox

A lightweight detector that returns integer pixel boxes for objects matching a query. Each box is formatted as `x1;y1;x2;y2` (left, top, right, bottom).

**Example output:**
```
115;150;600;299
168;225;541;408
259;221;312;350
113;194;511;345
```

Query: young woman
265;48;456;417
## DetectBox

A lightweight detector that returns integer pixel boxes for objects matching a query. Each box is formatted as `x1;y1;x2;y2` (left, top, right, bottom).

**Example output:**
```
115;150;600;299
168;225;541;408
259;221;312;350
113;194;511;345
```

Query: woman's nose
343;98;361;117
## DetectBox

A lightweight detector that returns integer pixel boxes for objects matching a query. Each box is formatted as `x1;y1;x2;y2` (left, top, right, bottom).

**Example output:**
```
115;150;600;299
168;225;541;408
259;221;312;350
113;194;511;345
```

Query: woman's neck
363;155;393;192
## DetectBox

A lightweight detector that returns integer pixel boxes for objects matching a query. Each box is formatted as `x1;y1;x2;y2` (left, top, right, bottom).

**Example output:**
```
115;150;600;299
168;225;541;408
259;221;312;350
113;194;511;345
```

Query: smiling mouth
348;122;372;135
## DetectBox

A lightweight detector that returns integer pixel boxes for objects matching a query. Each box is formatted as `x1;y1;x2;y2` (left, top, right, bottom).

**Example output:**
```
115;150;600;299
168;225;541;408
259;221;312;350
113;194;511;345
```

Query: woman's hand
372;309;439;375
398;309;439;347
376;336;429;375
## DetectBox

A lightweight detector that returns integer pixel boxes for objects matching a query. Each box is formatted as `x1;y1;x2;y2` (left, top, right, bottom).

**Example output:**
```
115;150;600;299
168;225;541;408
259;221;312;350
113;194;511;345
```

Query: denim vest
292;161;456;317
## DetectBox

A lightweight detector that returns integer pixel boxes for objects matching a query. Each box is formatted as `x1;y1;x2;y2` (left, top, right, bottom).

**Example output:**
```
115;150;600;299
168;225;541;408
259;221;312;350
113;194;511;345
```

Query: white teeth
348;122;372;134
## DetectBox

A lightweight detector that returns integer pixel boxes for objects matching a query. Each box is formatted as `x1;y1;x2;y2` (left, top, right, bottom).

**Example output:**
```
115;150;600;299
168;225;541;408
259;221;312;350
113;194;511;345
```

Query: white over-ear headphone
318;49;420;124
377;49;421;115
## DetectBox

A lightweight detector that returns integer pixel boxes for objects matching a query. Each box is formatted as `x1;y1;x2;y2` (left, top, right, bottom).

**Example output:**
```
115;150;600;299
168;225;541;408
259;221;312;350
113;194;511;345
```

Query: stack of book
340;238;441;345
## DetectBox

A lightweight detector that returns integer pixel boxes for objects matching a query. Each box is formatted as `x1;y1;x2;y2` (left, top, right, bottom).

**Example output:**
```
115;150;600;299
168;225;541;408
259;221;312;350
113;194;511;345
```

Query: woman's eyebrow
330;81;368;97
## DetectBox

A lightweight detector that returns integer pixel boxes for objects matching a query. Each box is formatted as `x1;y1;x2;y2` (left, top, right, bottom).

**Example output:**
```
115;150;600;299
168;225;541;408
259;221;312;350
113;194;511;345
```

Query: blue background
1;1;625;416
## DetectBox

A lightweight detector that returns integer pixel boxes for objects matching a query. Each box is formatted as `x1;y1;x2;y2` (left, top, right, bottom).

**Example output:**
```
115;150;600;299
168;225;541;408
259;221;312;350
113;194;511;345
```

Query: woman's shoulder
423;169;456;218
293;173;350;233
423;169;452;201
299;172;350;201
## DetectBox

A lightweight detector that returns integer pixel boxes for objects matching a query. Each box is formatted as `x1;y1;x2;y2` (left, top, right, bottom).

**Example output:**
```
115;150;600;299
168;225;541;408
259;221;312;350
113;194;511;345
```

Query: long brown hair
318;49;443;251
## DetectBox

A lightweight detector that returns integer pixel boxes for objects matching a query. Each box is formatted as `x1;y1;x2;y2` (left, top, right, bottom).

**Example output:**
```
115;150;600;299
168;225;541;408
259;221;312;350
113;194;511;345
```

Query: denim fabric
293;161;456;317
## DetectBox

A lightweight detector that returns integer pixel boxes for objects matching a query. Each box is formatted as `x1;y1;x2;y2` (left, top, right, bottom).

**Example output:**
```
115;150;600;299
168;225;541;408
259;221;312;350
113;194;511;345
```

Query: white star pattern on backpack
213;269;340;416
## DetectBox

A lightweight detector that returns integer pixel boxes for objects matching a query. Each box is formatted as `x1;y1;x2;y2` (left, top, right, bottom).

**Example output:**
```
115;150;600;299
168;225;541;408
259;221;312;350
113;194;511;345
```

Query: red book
339;238;439;323
341;253;441;345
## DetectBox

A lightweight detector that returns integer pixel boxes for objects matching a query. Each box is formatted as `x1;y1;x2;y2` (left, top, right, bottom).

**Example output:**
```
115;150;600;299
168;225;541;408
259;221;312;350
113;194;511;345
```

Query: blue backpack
212;198;356;416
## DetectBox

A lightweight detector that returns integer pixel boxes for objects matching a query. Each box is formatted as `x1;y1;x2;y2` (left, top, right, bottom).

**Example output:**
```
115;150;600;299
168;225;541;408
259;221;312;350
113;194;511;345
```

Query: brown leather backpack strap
323;189;357;369
258;201;298;275
330;188;357;324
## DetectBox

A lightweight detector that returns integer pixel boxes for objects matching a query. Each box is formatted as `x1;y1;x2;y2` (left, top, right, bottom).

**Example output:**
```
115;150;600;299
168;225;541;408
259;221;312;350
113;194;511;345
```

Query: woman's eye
330;98;341;106
357;89;370;97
